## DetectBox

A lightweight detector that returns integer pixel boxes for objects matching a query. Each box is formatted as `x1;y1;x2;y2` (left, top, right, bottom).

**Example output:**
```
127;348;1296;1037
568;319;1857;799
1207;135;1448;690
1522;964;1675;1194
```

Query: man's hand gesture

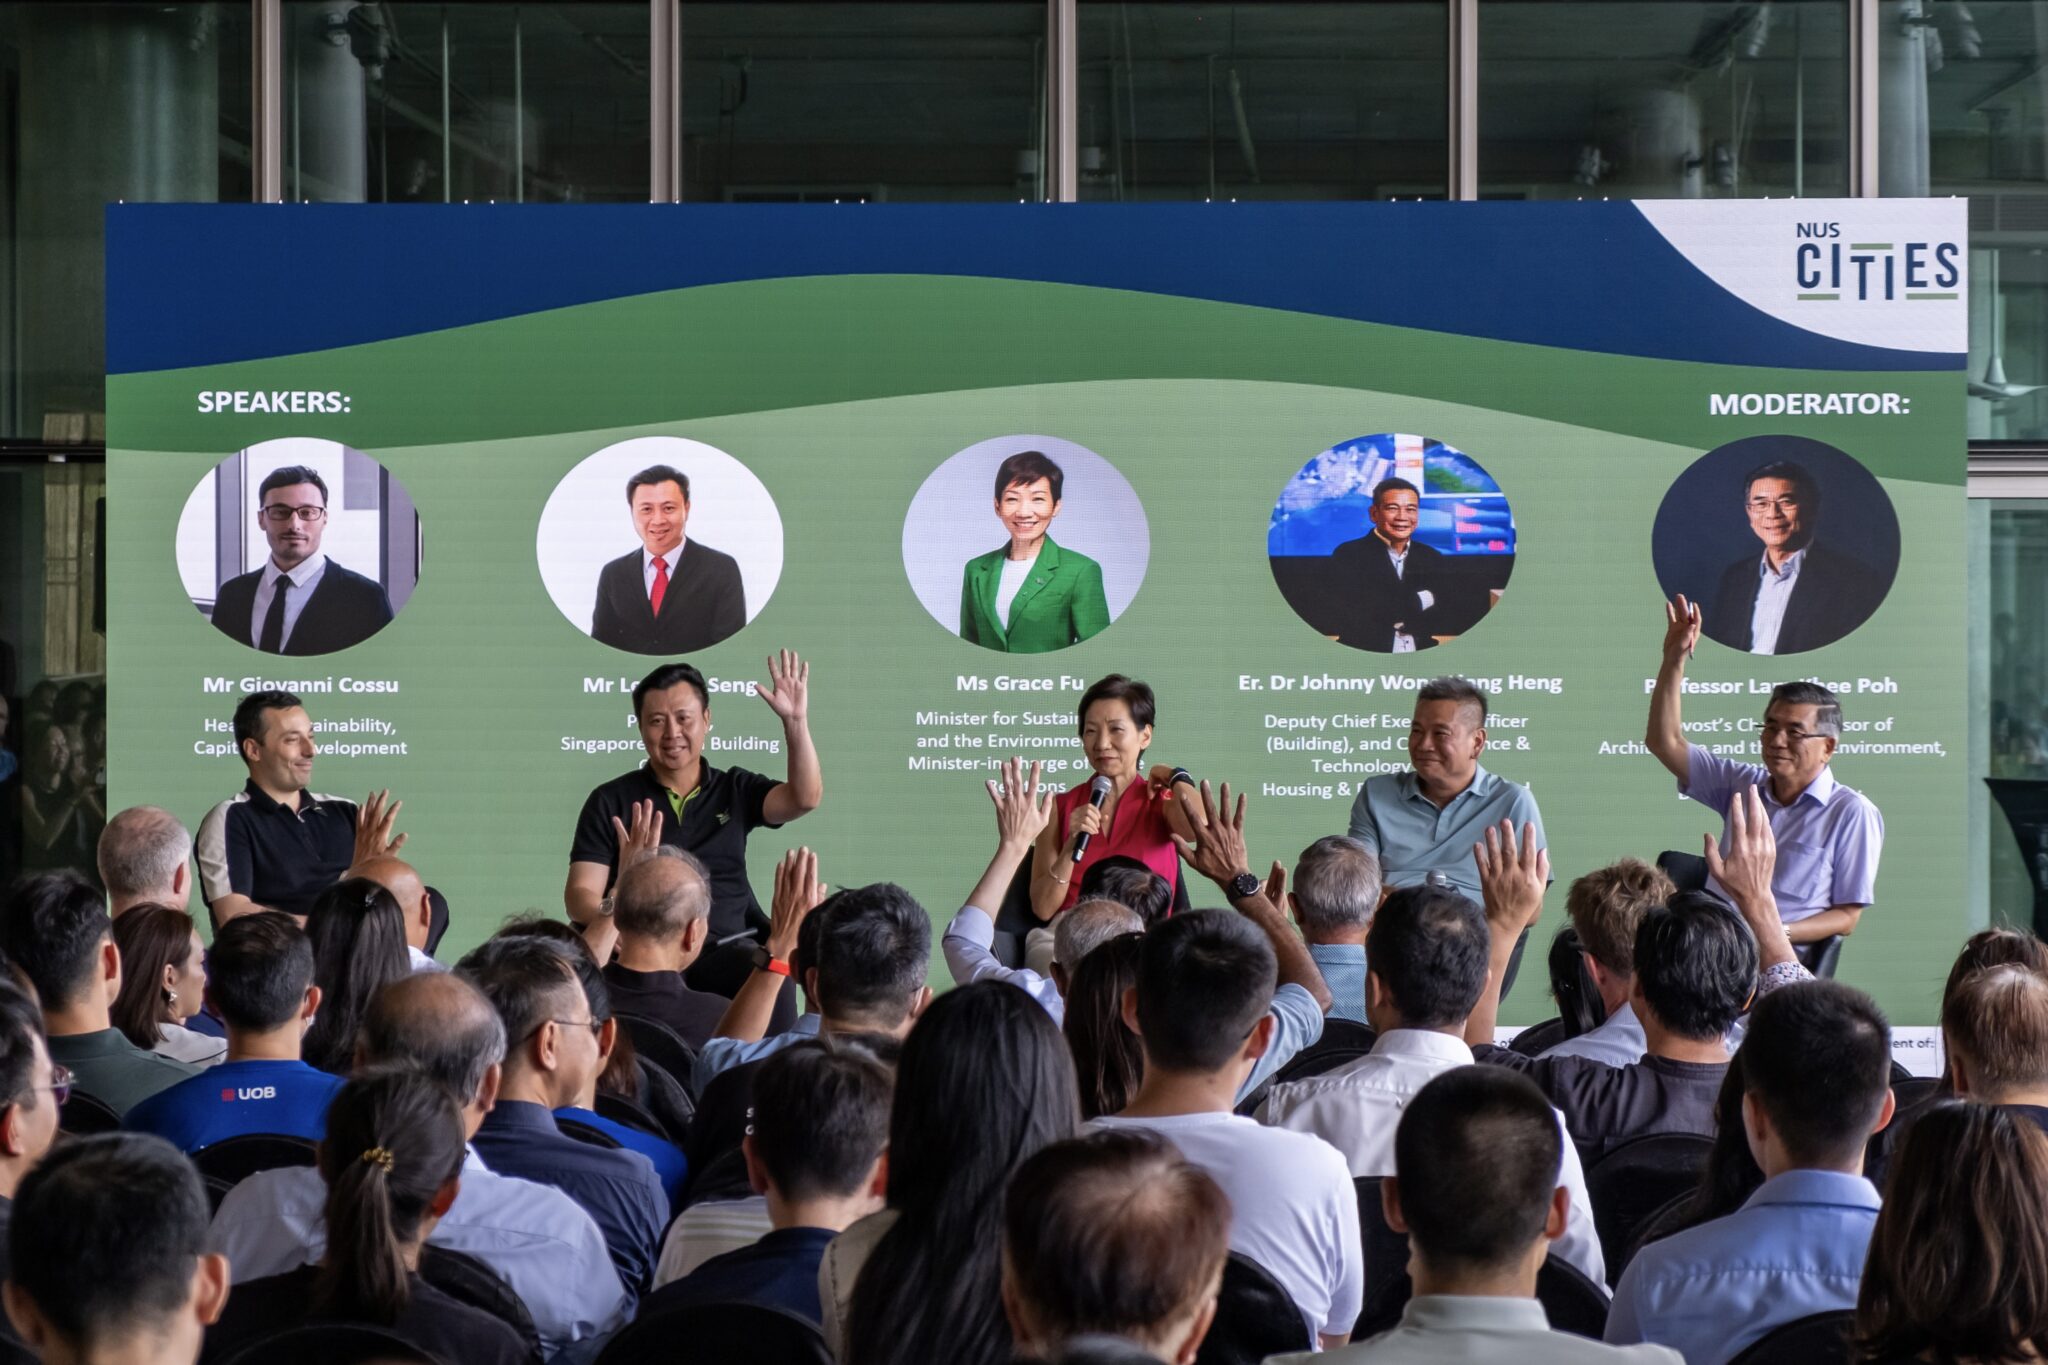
1474;819;1548;938
767;846;826;960
352;789;408;865
611;798;662;875
1663;594;1702;667
1171;780;1253;890
987;757;1054;853
1706;786;1779;925
755;650;810;724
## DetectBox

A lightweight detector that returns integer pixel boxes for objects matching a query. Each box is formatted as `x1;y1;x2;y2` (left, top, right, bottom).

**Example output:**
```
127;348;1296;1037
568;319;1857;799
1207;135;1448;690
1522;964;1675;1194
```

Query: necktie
259;573;291;652
650;555;670;618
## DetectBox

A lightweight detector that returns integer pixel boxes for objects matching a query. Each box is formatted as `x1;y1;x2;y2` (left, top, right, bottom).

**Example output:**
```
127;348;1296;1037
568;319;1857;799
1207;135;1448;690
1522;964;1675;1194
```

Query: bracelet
1168;767;1195;788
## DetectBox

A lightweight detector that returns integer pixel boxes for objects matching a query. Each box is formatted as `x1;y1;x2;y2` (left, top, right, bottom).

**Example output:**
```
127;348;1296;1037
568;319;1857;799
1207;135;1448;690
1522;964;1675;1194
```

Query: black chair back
630;1055;695;1142
593;1086;671;1140
1726;1310;1856;1365
1620;1189;1700;1273
1352;1176;1414;1339
419;1244;542;1360
557;1116;623;1149
1196;1251;1313;1365
683;1059;759;1171
680;1145;754;1210
1656;850;1709;893
219;1323;448;1365
594;1298;830;1365
58;1090;120;1136
615;1013;699;1091
1534;1257;1610;1338
1799;935;1846;978
1509;1017;1573;1058
192;1133;318;1188
1864;1075;1945;1189
1585;1132;1714;1284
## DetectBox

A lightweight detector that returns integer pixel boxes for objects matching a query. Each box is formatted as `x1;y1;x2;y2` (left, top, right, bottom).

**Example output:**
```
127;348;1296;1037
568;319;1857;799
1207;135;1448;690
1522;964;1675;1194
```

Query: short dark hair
207;912;316;1033
1742;460;1819;517
994;450;1064;502
626;464;689;504
1;871;111;1011
1768;681;1843;738
10;1133;212;1347
1371;477;1419;504
0;983;45;1120
1365;885;1490;1029
1078;856;1173;927
1416;675;1488;726
1076;675;1156;734
1395;1066;1563;1273
1135;910;1274;1073
1634;892;1758;1041
633;661;709;716
750;1040;893;1201
813;884;932;1028
456;935;582;1055
258;464;328;506
1740;981;1892;1167
231;688;303;750
359;972;507;1107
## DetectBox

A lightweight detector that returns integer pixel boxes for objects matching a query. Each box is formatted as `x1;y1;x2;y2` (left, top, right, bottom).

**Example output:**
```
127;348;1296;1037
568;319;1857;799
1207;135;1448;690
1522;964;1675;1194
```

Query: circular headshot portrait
1267;433;1516;653
537;435;783;655
175;437;418;657
902;435;1149;655
1652;435;1899;656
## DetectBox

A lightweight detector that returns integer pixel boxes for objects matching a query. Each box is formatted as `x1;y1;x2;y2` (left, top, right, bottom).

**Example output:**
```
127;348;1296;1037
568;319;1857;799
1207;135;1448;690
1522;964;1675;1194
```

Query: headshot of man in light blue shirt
1289;836;1380;1025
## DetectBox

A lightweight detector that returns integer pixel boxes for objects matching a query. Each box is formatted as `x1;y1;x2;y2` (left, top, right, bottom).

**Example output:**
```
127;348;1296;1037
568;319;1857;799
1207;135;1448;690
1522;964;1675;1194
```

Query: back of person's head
1393;1066;1564;1277
1633;892;1756;1041
1064;933;1146;1122
1079;858;1173;927
748;1039;892;1202
1944;929;2048;1012
1054;899;1144;972
844;981;1079;1365
1943;963;2048;1101
1003;1130;1229;1362
109;905;198;1050
612;847;712;945
96;806;191;904
813;883;932;1029
6;1133;225;1355
1739;981;1892;1168
314;1066;468;1325
359;971;507;1110
492;913;597;962
1044;1338;1169;1365
303;877;413;1072
1;871;110;1013
456;935;581;1074
206;910;316;1034
1291;836;1380;938
1364;885;1489;1029
1564;858;1674;979
1857;1101;2048;1365
0;983;52;1171
1134;911;1274;1074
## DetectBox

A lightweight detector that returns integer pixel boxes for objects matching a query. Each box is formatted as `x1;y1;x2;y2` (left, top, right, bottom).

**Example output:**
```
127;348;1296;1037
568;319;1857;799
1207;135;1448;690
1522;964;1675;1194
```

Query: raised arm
1705;786;1804;981
965;758;1054;915
1174;780;1333;1014
713;847;824;1042
1148;763;1204;844
1646;594;1702;783
563;799;659;926
757;651;822;826
1028;802;1080;922
1463;820;1550;1048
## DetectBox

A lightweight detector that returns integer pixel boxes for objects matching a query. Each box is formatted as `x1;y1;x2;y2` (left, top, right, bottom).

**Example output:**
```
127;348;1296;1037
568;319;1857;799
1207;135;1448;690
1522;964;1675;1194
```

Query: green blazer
959;536;1112;654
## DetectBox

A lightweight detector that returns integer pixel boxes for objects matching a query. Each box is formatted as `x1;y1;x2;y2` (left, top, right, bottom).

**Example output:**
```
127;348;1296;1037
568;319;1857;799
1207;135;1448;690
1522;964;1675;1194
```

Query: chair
1585;1133;1714;1284
679;1145;753;1210
1656;850;1709;893
615;1014;699;1092
1198;1252;1313;1365
191;1133;318;1189
1864;1076;1945;1188
1799;935;1846;979
683;1059;759;1173
557;1116;623;1149
1509;1017;1573;1058
1533;1257;1610;1338
219;1323;448;1365
630;1055;695;1142
594;1298;830;1365
594;1086;672;1141
58;1090;120;1136
1619;1189;1699;1273
1726;1310;1856;1365
418;1245;542;1360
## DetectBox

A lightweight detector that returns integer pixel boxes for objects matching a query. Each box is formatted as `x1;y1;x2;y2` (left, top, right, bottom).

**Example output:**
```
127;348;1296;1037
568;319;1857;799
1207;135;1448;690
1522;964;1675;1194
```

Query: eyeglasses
543;1017;603;1040
1744;497;1801;515
261;504;328;524
1759;723;1827;742
27;1065;73;1108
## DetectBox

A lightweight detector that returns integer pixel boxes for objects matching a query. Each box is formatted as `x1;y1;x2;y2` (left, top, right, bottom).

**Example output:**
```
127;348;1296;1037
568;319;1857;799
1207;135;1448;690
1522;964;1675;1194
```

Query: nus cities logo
1794;222;1959;302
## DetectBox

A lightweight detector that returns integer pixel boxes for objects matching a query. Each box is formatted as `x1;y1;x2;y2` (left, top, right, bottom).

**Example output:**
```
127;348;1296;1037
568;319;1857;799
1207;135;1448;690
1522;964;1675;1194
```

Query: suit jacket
958;536;1111;654
591;541;746;655
211;560;394;657
1704;542;1882;655
1325;535;1446;651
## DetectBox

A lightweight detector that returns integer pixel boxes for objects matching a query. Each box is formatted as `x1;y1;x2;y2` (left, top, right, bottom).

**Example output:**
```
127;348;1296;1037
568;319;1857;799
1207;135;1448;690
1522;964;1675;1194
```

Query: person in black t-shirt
603;848;740;1049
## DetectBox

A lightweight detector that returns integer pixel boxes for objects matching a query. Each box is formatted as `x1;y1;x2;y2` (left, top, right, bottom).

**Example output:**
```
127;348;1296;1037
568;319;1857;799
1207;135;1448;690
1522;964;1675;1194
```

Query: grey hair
1768;681;1842;738
1416;676;1488;726
96;807;192;901
1292;837;1381;936
614;846;712;941
1054;899;1145;969
360;971;508;1107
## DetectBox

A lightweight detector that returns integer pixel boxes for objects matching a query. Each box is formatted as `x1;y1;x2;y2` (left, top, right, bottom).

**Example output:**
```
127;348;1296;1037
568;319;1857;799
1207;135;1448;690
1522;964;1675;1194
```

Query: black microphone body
1072;774;1114;863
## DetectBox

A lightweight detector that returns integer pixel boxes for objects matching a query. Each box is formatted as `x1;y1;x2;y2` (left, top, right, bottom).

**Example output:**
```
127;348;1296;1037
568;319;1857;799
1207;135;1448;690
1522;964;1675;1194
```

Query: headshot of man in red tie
589;464;748;655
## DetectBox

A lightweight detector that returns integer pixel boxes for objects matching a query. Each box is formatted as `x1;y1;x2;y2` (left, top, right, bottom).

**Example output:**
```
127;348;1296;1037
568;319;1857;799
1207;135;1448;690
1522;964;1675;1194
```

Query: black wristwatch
1224;870;1262;900
749;944;793;979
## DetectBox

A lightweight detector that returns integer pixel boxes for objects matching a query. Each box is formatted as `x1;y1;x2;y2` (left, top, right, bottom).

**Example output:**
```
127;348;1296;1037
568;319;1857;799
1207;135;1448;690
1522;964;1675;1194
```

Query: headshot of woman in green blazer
958;450;1112;654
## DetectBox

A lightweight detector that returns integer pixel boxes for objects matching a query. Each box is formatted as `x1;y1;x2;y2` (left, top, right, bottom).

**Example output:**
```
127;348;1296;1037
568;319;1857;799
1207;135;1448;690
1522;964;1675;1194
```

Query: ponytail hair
314;1065;466;1324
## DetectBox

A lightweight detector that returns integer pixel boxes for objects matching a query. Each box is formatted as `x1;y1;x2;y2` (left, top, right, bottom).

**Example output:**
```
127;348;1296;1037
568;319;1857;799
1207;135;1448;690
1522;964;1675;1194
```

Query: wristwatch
749;944;793;978
1225;870;1262;900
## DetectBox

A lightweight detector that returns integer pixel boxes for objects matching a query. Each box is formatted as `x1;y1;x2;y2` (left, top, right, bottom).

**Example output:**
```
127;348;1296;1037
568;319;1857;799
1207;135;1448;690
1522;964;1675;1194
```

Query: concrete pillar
288;1;368;202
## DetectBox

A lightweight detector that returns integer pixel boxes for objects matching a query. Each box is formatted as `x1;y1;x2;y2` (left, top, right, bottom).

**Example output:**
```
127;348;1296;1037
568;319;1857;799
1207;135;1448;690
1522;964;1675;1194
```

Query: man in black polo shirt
566;653;822;996
195;689;408;923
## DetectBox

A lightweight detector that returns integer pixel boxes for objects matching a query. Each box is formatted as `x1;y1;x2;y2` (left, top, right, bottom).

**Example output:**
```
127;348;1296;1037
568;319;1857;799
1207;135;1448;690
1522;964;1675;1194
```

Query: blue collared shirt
1309;943;1367;1024
693;1014;824;1094
1682;745;1883;922
1539;1002;1648;1069
1346;765;1546;904
1606;1168;1880;1365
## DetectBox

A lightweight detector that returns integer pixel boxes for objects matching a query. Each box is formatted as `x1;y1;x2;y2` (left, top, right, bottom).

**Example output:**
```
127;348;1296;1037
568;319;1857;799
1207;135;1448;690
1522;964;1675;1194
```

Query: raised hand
755;649;810;723
1663;594;1702;665
1170;780;1252;888
353;789;409;864
611;797;662;871
767;846;826;959
1474;818;1548;937
987;756;1054;851
1705;785;1778;921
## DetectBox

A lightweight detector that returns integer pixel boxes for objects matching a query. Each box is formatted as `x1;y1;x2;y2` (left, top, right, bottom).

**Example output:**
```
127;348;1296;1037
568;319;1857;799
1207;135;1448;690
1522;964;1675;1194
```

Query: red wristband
761;956;793;978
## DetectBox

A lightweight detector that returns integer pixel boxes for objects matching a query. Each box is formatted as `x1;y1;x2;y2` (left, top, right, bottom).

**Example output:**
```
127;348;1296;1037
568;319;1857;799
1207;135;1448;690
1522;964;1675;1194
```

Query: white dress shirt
408;944;447;974
940;906;1066;1016
643;543;683;599
1273;1295;1682;1365
249;553;328;651
153;1023;227;1067
1258;1028;1607;1289
1539;1002;1648;1069
209;1145;630;1359
995;552;1037;627
1748;548;1804;655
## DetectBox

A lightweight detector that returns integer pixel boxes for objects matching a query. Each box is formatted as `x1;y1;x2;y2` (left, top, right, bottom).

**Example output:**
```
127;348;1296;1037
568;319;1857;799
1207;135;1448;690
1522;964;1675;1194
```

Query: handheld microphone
1072;774;1114;863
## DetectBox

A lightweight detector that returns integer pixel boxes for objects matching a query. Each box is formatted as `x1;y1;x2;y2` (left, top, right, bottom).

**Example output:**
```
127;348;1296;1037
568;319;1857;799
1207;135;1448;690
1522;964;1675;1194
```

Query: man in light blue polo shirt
1648;597;1884;957
1288;836;1380;1024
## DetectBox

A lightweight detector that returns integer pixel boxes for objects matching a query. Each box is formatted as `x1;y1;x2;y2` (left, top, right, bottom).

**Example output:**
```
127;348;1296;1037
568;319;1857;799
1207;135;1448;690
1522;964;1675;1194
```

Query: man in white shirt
1260;883;1606;1288
354;854;446;973
1273;1067;1680;1365
1539;860;1676;1068
1092;909;1363;1350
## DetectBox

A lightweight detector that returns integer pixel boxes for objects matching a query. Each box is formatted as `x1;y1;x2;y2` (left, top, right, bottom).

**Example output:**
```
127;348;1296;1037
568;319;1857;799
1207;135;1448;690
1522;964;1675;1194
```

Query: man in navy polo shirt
125;912;342;1152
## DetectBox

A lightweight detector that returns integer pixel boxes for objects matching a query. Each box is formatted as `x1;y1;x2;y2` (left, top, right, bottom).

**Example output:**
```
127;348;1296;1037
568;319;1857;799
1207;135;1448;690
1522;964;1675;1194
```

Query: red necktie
650;556;670;617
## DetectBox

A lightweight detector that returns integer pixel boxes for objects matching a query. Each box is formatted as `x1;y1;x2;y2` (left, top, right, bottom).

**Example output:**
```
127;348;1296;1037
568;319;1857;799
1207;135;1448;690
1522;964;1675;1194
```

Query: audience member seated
302;877;413;1074
0;984;60;1286
458;935;666;1296
125;912;342;1152
647;1040;888;1325
1942;963;2048;1129
1538;860;1676;1068
5;1135;228;1365
1259;885;1606;1286
1023;857;1176;980
198;1066;535;1365
1002;1129;1229;1365
827;981;1078;1365
1853;1101;2048;1365
1;872;197;1114
1623;1056;1763;1257
1093;911;1363;1351
1287;835;1380;1024
110;905;225;1066
97;805;194;918
553;948;689;1210
1063;934;1146;1122
1273;1067;1679;1365
601;848;729;1048
1607;981;1894;1365
352;855;443;973
210;971;629;1360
